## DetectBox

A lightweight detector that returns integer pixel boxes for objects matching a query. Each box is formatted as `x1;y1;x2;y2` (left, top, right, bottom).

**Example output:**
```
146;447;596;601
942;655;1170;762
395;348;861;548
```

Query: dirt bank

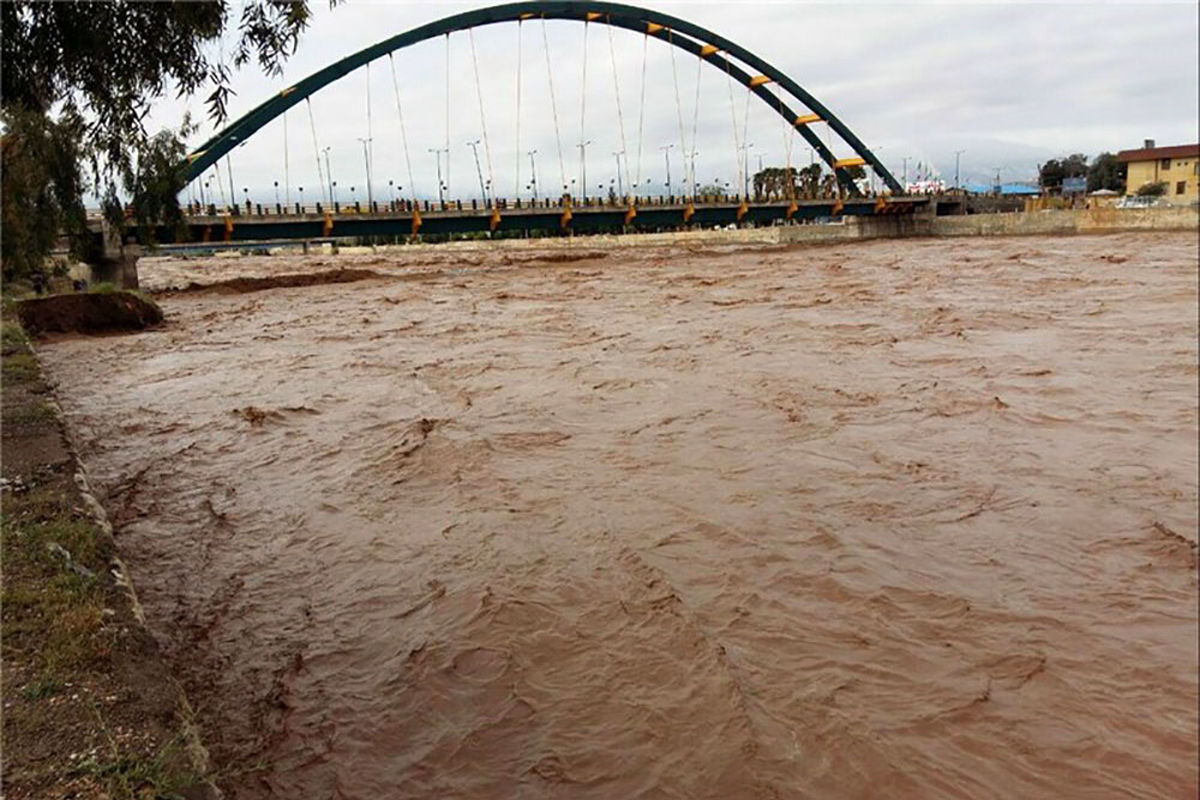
17;291;163;335
36;232;1200;798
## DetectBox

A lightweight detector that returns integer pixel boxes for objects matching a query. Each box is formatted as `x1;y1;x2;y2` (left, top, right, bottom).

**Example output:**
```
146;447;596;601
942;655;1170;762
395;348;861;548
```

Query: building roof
1117;143;1200;163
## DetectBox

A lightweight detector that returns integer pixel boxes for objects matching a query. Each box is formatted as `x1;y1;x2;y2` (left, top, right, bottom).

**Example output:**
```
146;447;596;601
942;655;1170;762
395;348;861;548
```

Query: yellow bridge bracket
586;11;603;21
831;198;844;216
786;201;799;220
646;22;664;34
736;199;749;221
519;12;537;19
279;86;296;98
323;210;333;237
833;157;867;169
699;44;719;57
874;195;887;213
793;114;821;126
223;215;233;242
624;204;637;225
683;201;695;223
186;150;206;164
560;204;573;229
748;75;772;87
489;207;502;232
411;208;423;235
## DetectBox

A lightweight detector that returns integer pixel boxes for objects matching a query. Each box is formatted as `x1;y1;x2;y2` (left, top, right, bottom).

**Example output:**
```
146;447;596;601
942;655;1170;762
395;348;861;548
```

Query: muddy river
38;233;1198;798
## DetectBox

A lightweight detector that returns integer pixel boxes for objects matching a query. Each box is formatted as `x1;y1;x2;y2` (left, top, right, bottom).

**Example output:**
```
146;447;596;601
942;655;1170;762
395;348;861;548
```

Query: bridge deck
133;197;930;244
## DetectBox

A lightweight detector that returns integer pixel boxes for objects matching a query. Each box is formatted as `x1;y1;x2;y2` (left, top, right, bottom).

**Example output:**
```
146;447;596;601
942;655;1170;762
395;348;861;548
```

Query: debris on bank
165;267;383;295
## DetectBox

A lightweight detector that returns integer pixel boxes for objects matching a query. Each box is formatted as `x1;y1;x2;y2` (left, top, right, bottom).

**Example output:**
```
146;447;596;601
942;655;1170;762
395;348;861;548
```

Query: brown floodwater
38;233;1198;798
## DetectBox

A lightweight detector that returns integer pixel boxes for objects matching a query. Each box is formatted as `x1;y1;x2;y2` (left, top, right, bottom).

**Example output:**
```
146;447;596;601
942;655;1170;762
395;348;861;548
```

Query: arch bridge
151;1;922;244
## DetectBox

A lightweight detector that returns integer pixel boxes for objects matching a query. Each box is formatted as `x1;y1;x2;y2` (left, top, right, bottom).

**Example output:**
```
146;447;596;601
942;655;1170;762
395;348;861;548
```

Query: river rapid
38;233;1198;798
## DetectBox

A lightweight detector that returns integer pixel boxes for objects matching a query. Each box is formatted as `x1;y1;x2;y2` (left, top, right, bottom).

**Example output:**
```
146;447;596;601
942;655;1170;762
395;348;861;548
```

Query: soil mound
169;268;382;295
17;292;163;335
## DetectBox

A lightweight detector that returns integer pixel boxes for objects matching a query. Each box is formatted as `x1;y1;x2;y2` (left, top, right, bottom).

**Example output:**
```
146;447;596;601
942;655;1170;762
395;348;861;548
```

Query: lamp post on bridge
612;151;625;199
527;150;539;201
741;142;755;198
954;150;966;190
577;140;592;202
428;148;447;205
357;137;373;208
660;144;674;196
273;181;279;208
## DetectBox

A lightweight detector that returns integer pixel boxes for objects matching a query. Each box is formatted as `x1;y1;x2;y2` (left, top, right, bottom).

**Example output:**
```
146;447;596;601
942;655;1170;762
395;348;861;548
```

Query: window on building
1177;181;1186;195
1161;158;1171;169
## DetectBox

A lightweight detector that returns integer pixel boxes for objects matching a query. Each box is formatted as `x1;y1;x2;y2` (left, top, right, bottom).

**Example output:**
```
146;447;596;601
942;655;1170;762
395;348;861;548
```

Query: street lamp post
954;150;966;190
273;180;279;209
527;150;539;201
357;137;373;208
577;140;593;202
742;142;755;198
612;150;624;199
660;144;674;196
428;148;447;205
322;146;333;207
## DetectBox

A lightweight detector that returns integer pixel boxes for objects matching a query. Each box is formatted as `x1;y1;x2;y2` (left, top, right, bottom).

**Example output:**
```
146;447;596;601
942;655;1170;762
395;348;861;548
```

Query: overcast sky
154;0;1200;205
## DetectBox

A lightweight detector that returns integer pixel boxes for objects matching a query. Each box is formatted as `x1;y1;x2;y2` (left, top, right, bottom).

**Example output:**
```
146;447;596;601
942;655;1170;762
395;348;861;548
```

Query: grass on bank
0;318;210;799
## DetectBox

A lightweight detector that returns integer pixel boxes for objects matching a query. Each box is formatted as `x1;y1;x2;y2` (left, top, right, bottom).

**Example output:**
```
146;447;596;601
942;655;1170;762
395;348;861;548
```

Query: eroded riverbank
37;233;1199;797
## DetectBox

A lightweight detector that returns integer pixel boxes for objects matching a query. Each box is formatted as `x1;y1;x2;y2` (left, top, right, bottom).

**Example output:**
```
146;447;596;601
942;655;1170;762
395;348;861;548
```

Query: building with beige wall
1118;140;1199;206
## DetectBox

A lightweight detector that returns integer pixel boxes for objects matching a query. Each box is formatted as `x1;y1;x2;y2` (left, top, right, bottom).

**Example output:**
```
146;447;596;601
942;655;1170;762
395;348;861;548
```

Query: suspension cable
387;53;418;204
689;50;702;197
668;31;689;197
724;57;743;197
741;78;753;195
444;33;451;199
467;27;496;207
306;96;328;207
775;82;795;202
283;108;290;206
634;31;648;190
514;20;523;199
541;17;567;198
366;60;374;205
606;18;630;198
578;19;589;197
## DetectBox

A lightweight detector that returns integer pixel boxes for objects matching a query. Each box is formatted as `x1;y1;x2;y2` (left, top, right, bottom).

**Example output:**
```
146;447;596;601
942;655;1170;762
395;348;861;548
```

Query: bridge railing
183;189;892;219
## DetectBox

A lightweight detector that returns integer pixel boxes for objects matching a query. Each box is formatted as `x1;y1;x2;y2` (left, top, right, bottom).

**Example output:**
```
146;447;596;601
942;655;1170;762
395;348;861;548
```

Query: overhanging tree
1;0;326;282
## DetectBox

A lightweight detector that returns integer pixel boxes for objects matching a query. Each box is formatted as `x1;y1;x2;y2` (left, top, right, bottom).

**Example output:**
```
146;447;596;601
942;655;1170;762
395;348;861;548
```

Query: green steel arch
184;1;902;195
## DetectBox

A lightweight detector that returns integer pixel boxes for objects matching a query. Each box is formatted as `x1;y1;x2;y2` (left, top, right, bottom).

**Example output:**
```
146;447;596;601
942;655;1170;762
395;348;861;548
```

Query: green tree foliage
751;164;826;200
0;107;90;280
1;0;322;282
1086;152;1126;193
1135;181;1167;197
1038;153;1089;191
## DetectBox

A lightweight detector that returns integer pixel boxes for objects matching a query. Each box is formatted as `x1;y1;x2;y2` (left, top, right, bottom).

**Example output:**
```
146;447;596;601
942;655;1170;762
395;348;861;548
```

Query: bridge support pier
89;220;141;290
